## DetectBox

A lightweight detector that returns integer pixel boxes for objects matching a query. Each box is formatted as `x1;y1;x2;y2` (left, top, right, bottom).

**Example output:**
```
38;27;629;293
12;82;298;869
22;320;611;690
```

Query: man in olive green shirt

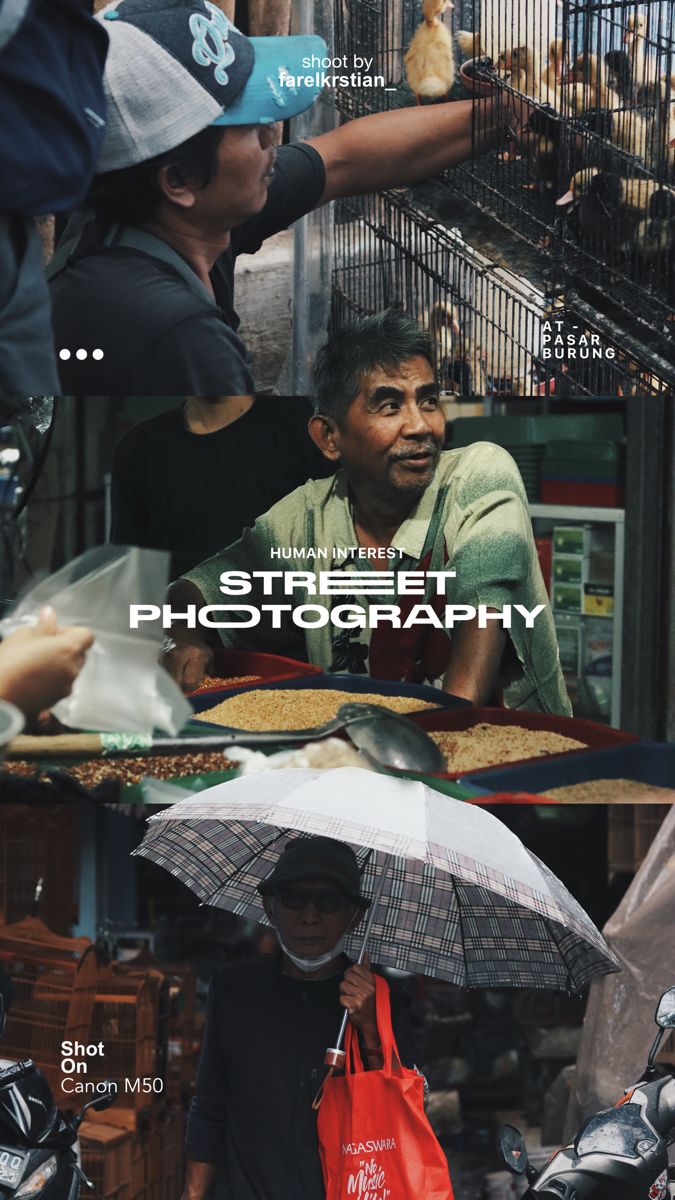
165;312;570;715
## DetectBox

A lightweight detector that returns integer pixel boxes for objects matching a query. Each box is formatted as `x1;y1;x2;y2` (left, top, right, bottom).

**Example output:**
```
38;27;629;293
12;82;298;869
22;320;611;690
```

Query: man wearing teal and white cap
49;0;508;395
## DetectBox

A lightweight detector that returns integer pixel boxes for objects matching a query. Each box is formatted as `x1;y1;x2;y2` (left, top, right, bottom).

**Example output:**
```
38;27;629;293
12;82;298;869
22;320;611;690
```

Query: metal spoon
144;701;445;773
334;703;445;773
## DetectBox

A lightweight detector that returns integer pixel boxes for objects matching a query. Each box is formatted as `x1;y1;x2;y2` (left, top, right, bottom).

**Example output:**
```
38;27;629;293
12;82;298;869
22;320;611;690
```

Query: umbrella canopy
135;768;620;991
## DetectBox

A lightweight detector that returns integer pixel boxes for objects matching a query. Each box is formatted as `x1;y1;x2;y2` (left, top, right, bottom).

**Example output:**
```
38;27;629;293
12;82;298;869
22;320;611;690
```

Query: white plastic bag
1;546;191;735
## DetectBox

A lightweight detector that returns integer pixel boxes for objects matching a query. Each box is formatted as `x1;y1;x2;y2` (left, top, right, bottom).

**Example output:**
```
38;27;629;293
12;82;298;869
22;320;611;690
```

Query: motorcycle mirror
655;987;675;1029
499;1124;529;1176
73;1083;117;1129
91;1084;117;1112
644;987;675;1077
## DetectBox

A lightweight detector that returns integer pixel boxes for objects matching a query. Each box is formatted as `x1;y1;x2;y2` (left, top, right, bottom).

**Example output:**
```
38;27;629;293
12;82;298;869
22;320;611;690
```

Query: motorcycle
0;991;117;1198
500;985;675;1200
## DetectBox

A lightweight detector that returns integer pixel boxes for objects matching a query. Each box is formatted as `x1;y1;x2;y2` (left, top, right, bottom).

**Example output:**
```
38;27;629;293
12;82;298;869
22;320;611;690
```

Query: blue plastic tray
191;673;468;727
461;742;675;797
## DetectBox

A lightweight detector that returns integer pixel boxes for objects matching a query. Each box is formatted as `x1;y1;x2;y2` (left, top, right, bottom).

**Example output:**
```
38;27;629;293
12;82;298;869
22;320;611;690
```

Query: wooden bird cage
86;965;163;1127
80;1121;133;1200
0;916;98;1101
112;956;172;1097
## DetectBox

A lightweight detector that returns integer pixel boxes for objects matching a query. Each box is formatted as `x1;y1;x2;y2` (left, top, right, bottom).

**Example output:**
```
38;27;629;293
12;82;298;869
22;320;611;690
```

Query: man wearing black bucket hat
47;0;515;395
182;835;415;1200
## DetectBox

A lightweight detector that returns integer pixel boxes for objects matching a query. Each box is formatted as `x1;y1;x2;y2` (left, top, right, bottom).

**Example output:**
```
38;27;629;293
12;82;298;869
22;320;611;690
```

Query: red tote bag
317;974;454;1200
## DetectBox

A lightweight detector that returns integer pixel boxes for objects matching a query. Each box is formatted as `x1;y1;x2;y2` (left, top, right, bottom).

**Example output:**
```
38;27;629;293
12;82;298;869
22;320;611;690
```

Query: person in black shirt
183;837;415;1200
110;397;330;577
47;0;516;397
50;141;326;395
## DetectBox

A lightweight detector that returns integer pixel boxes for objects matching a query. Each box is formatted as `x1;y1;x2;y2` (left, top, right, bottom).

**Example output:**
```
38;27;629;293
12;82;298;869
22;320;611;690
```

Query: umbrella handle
324;853;393;1070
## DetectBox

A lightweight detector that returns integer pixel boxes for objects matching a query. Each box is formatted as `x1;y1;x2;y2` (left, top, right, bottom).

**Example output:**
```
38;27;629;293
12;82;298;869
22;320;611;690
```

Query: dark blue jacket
0;0;108;214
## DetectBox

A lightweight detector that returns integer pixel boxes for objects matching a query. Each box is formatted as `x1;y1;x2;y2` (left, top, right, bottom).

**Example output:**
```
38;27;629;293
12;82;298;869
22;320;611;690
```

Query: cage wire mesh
333;190;672;395
333;0;675;375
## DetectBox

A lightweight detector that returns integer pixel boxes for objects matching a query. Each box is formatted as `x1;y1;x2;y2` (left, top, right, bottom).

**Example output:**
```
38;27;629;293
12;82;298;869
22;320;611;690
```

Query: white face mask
276;930;349;974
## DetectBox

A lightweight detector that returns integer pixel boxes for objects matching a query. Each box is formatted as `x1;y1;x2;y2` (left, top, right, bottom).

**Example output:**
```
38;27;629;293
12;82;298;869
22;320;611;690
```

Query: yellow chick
555;167;600;208
455;29;483;60
542;38;565;92
504;45;557;104
405;0;456;105
624;12;656;91
567;52;612;109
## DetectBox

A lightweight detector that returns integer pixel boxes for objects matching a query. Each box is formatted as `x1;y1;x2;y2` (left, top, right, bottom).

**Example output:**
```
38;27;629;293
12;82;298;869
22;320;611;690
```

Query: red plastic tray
406;706;637;780
189;650;322;696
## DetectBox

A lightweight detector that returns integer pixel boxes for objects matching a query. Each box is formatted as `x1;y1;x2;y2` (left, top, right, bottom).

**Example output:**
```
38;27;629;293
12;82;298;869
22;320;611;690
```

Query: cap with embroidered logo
97;0;327;172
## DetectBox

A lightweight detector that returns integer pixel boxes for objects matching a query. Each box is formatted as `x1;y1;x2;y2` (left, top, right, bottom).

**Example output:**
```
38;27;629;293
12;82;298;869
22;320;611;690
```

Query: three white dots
59;348;104;361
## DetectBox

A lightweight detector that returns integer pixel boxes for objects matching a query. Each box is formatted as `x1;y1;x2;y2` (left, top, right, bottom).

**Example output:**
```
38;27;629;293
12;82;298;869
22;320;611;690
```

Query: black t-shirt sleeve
232;143;326;257
124;314;255;395
185;976;228;1162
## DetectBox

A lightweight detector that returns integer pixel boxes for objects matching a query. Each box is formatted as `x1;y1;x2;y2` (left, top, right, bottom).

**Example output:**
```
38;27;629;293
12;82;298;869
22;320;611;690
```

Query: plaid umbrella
134;767;620;991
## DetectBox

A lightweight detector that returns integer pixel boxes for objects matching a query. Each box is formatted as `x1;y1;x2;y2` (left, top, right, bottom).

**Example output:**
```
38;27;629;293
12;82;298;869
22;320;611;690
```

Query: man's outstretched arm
442;616;507;705
309;97;510;203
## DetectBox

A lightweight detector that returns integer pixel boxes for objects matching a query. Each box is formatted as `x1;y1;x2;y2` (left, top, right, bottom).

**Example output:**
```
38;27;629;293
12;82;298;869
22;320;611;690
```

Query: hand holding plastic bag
0;547;192;734
0;606;93;716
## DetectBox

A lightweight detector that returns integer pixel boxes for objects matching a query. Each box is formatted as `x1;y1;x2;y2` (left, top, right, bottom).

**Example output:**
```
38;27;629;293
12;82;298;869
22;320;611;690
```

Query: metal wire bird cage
0;917;98;1100
332;0;675;368
332;189;673;395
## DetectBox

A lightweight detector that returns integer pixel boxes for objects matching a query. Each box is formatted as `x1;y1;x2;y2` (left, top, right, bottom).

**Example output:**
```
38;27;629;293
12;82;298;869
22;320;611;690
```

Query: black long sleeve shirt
185;956;416;1200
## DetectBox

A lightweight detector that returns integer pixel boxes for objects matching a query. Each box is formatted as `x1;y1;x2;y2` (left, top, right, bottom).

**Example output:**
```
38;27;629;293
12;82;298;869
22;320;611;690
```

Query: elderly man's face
333;357;445;497
264;877;359;961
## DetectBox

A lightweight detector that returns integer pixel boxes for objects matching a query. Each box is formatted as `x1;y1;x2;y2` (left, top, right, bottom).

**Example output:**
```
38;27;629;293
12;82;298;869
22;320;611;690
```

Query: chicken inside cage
333;0;675;382
332;189;672;397
420;232;546;396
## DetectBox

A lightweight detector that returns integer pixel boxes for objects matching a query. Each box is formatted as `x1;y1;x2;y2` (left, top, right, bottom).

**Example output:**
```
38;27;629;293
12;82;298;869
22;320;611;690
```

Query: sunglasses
276;886;351;913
